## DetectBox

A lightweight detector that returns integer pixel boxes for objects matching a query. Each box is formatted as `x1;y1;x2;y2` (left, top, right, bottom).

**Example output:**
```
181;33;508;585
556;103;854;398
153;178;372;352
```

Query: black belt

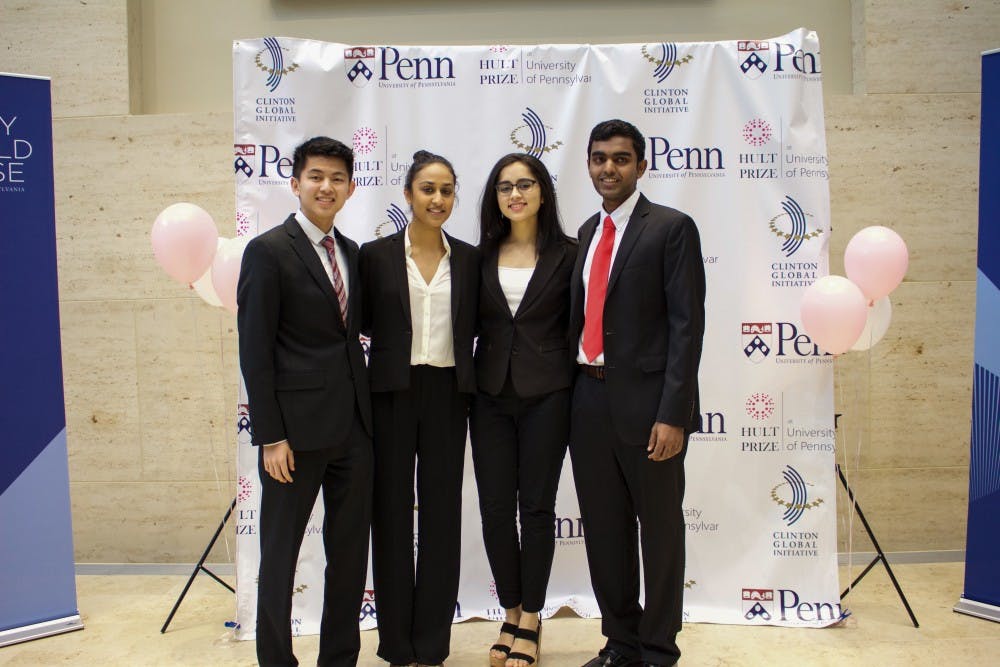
579;364;606;381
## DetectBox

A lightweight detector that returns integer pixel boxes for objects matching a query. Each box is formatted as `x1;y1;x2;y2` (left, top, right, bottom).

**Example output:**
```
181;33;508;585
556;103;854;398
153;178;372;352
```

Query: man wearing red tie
238;136;373;667
569;120;706;667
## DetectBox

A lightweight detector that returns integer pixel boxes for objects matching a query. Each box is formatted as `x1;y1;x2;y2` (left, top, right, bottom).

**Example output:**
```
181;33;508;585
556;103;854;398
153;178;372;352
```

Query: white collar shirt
576;188;642;365
295;209;349;297
404;225;455;367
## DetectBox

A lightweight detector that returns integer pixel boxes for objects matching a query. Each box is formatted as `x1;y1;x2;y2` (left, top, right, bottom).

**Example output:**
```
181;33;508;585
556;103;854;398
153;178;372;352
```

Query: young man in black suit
569;120;706;667
237;136;373;667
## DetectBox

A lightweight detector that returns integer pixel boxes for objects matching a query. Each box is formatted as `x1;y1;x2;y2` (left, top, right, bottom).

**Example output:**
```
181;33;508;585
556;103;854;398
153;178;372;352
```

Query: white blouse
404;226;455;367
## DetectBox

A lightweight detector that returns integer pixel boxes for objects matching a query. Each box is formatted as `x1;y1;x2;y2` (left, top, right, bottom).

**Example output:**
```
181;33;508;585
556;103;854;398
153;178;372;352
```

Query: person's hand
262;440;295;483
647;422;683;461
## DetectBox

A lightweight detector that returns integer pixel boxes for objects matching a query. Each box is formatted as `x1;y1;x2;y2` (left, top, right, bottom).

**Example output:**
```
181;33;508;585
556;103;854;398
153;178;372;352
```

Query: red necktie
319;235;349;325
583;216;616;362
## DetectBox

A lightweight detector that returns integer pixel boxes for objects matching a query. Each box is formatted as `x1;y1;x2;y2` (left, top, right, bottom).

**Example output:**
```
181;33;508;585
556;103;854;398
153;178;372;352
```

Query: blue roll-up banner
956;50;1000;623
0;73;83;646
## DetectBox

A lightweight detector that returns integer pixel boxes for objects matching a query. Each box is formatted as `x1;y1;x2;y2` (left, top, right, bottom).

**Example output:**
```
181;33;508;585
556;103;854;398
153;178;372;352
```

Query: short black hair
587;119;645;162
404;150;456;192
292;136;354;180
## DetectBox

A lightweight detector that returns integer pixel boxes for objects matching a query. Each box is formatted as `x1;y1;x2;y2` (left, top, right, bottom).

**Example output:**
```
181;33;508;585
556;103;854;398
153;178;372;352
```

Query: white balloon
212;236;251;314
190;238;225;307
850;296;892;351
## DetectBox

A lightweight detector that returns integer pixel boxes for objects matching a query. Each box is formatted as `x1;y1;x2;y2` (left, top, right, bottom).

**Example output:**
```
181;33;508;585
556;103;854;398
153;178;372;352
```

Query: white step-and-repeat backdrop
232;29;842;639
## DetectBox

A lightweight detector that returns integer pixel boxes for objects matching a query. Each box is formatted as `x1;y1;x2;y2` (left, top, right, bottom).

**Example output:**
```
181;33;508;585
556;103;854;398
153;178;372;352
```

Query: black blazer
569;194;706;444
475;238;578;397
237;214;373;450
359;227;481;394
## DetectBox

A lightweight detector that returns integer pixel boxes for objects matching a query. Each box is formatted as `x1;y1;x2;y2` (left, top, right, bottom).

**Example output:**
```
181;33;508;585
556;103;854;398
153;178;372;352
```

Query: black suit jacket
237;214;373;450
475;238;578;397
359;227;480;394
569;194;706;444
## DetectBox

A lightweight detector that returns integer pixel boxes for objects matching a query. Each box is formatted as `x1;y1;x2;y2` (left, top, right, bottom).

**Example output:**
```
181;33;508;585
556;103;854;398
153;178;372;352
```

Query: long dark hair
478;153;568;258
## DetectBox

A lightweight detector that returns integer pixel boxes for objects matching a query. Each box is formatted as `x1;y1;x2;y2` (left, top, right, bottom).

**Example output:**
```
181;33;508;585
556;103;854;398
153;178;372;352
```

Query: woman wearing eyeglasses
471;153;577;667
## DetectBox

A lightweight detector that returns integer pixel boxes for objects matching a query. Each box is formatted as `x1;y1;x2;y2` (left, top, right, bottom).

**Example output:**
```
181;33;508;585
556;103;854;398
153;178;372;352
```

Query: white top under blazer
404;225;455;367
497;265;534;315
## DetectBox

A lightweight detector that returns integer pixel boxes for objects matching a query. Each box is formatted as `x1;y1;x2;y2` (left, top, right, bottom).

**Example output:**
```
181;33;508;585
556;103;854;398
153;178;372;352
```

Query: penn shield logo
509;108;563;159
771;465;824;526
255;37;299;92
345;46;376;87
641;43;693;83
769;196;821;257
237;402;254;451
237;403;252;440
375;203;409;238
742;322;773;363
359;590;377;621
743;588;774;621
738;40;770;79
234;144;255;177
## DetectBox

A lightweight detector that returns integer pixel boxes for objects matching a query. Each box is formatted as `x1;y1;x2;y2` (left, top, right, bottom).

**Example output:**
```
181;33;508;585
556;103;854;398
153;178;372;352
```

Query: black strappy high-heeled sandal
490;621;519;666
506;619;542;666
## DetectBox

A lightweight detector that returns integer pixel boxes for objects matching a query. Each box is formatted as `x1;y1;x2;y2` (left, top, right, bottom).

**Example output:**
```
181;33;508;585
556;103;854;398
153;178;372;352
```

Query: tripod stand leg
161;497;237;633
841;555;880;597
837;465;919;628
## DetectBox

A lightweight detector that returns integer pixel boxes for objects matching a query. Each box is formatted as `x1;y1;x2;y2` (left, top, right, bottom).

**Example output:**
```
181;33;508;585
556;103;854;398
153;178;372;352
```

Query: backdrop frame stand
160;497;237;633
837;464;919;627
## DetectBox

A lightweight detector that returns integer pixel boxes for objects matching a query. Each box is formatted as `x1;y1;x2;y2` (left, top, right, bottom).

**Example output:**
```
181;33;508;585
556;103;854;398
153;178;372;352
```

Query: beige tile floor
2;563;999;666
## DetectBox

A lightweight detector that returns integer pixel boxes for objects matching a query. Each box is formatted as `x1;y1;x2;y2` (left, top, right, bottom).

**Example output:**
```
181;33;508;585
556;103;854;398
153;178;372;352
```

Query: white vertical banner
232;29;841;639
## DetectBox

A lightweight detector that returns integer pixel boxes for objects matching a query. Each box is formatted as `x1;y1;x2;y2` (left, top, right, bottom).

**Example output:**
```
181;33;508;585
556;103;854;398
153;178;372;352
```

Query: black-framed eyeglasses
495;179;538;195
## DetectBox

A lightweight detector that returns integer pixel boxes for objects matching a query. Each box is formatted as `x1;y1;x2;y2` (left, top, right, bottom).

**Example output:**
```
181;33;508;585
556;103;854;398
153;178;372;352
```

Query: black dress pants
371;365;468;665
469;382;569;612
256;409;373;667
569;372;687;666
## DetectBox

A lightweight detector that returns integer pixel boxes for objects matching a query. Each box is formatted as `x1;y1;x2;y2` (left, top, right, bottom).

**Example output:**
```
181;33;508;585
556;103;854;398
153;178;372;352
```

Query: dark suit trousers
469;381;569;612
371;366;468;665
569;372;686;666
256;409;373;667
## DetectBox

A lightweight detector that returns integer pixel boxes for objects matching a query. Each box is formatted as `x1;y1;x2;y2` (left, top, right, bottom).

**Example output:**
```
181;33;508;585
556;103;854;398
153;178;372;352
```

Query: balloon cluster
800;226;908;355
151;203;249;313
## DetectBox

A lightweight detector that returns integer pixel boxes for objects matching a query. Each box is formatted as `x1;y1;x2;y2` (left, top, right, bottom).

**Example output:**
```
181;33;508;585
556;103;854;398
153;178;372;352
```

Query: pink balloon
844;226;909;301
151;203;218;284
800;275;868;355
211;237;250;314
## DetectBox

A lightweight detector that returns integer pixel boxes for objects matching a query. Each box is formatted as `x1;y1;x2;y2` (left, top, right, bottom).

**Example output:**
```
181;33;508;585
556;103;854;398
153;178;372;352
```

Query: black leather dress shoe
581;649;639;667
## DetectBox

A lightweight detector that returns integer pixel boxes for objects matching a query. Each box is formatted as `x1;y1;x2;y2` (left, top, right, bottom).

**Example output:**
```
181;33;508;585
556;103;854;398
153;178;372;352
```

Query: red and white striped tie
320;235;348;324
